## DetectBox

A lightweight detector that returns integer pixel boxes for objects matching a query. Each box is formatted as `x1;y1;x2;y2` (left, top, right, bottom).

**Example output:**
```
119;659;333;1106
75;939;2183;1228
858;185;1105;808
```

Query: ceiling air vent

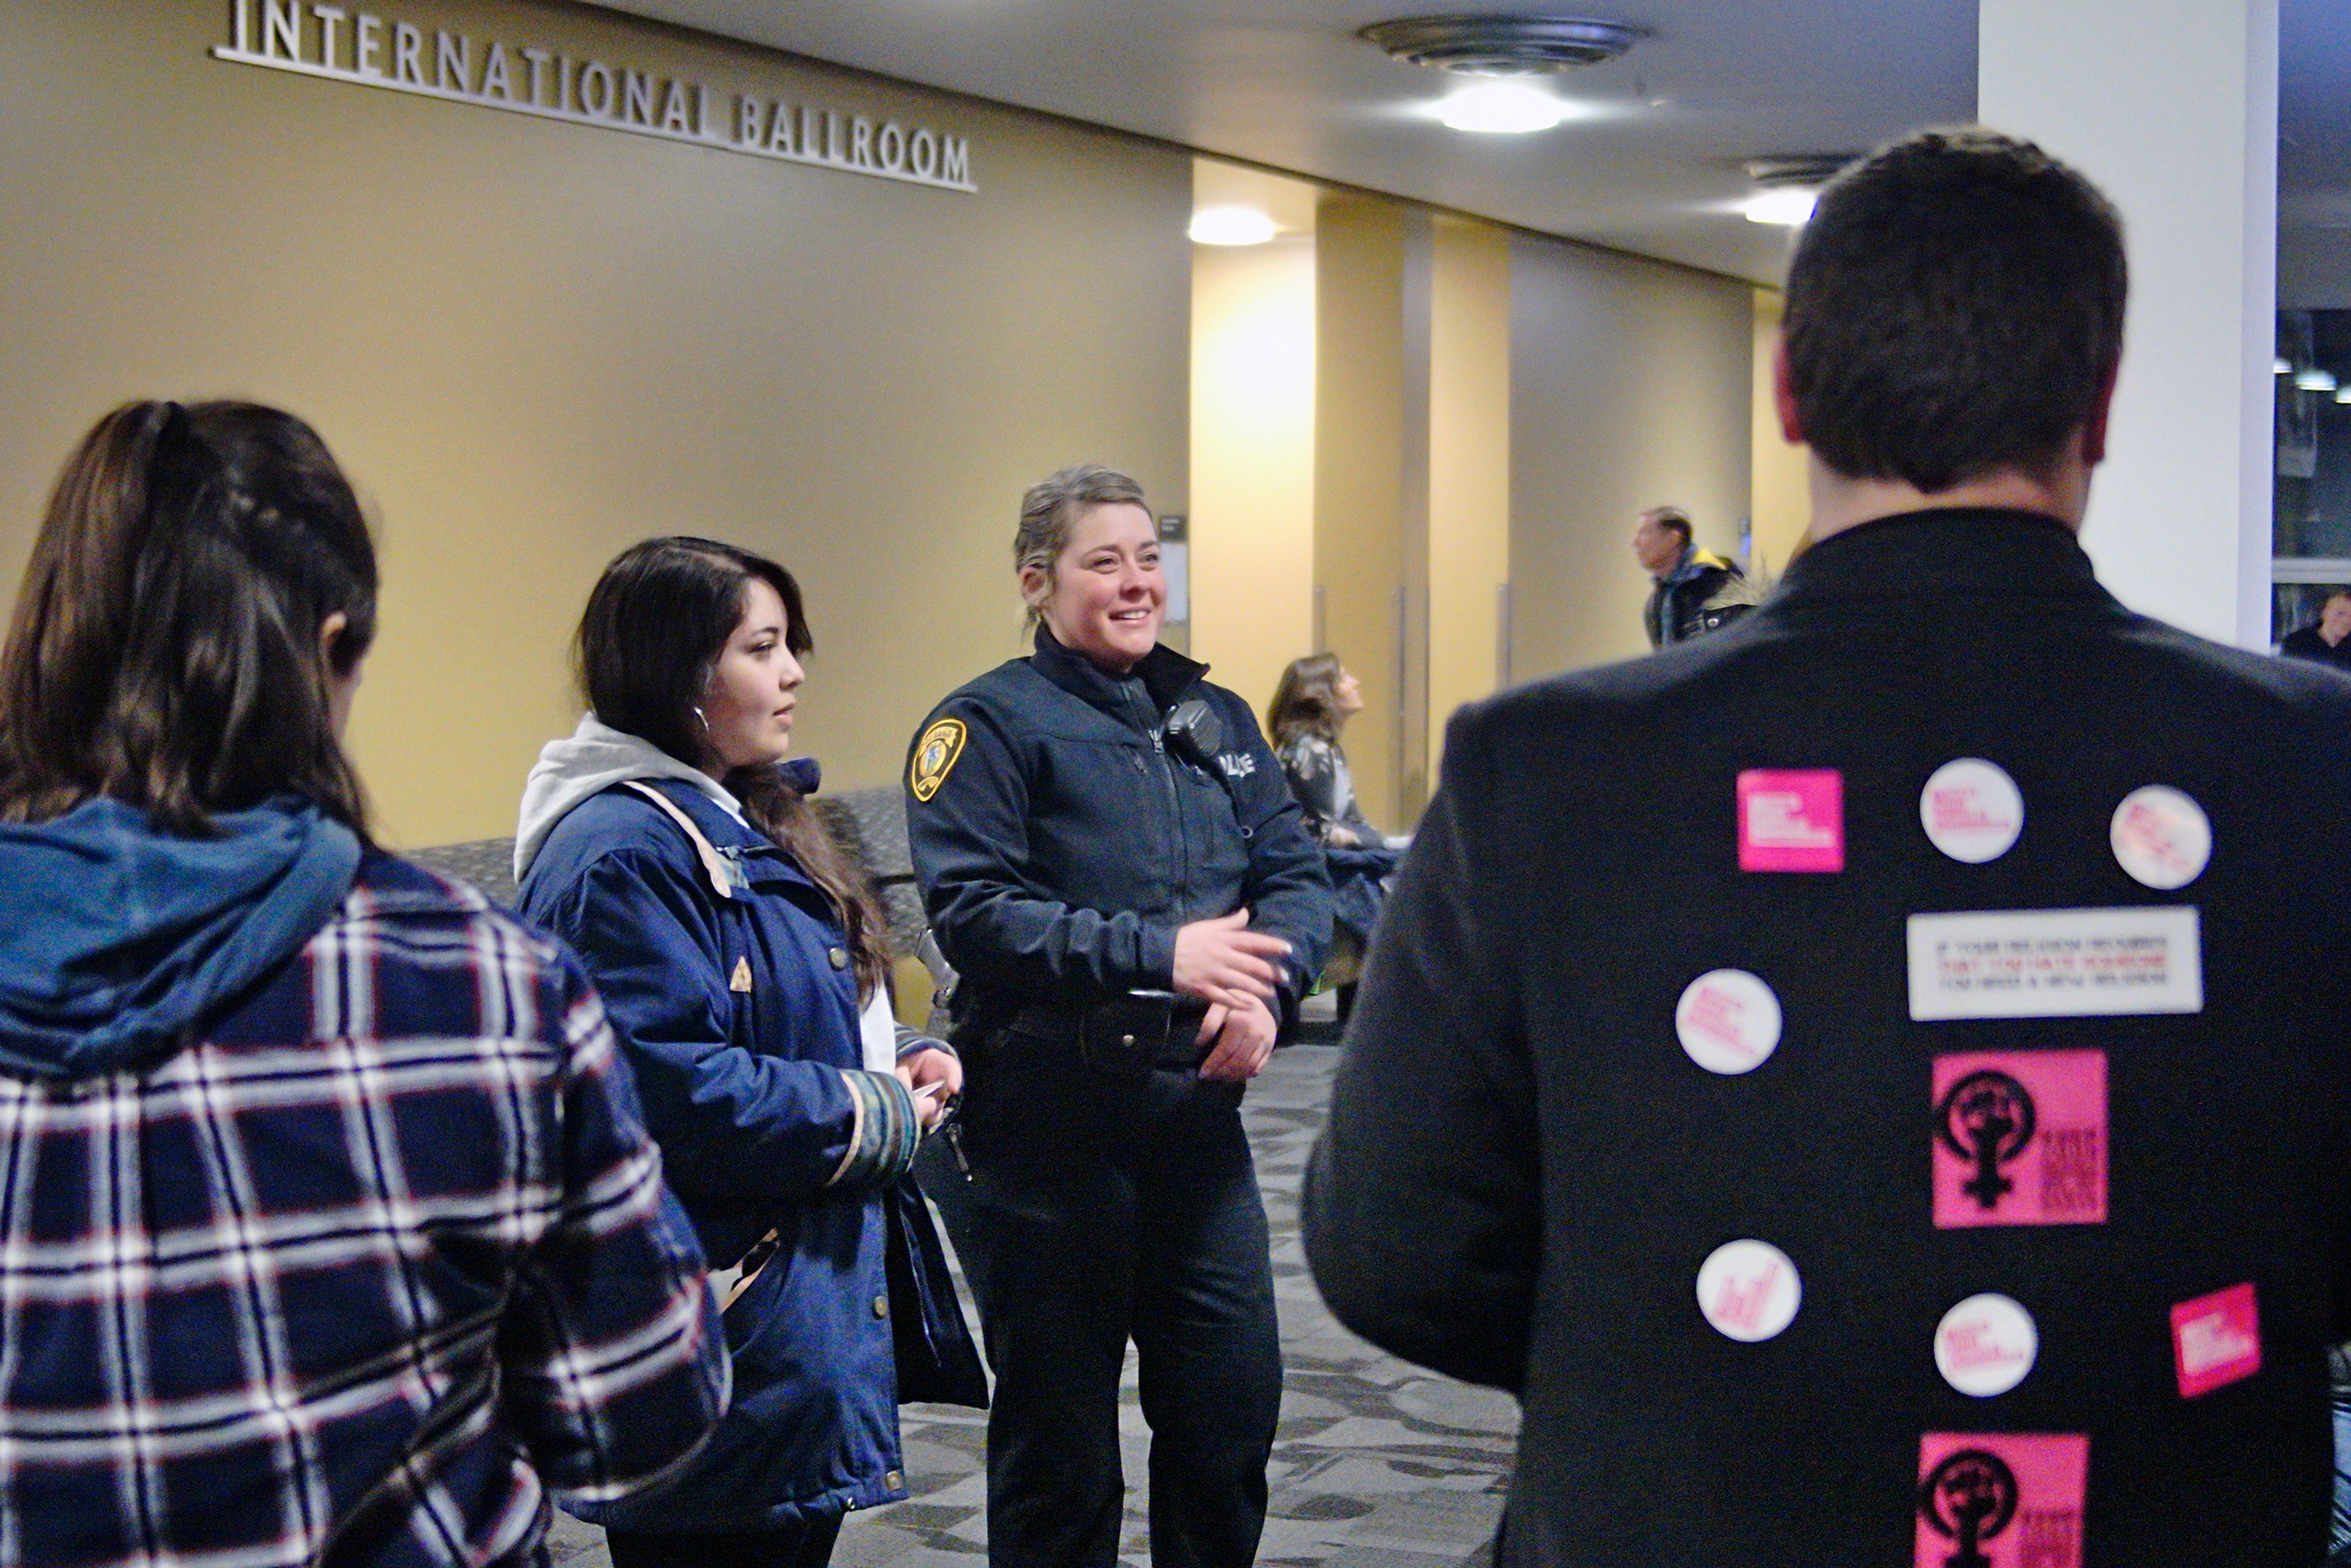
1360;15;1646;75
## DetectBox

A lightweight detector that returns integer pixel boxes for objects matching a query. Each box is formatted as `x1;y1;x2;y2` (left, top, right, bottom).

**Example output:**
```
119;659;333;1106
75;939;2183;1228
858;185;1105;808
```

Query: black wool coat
1304;509;2351;1567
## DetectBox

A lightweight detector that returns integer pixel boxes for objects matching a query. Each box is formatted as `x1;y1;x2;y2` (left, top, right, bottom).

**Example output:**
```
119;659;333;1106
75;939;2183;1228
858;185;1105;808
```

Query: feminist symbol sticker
1937;1070;2036;1211
1914;1434;2086;1568
1932;1052;2107;1229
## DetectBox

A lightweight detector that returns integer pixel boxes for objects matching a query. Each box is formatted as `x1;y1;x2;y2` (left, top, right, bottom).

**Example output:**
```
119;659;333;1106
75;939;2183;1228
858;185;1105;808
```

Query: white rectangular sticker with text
1907;906;2202;1021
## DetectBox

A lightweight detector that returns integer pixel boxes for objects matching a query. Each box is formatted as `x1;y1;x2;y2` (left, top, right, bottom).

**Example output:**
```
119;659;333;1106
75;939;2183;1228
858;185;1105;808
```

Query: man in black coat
1303;129;2351;1567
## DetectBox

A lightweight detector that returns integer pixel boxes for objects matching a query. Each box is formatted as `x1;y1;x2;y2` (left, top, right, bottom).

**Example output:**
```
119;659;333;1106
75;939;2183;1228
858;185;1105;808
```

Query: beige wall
1749;288;1811;583
0;0;1189;846
1427;219;1512;756
1509;234;1755;681
1189;228;1315;723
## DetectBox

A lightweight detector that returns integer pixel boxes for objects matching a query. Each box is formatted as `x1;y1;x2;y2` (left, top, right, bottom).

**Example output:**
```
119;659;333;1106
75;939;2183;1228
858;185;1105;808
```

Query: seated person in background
1269;653;1404;1008
0;401;726;1566
1633;504;1753;647
2280;588;2351;670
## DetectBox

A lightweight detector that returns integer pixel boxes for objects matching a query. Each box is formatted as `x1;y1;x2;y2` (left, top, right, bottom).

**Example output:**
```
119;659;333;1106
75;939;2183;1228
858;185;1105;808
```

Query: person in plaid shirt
0;400;729;1566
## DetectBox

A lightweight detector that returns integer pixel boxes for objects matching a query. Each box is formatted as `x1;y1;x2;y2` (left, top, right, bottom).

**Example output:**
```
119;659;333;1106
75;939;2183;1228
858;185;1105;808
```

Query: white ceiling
595;1;2340;290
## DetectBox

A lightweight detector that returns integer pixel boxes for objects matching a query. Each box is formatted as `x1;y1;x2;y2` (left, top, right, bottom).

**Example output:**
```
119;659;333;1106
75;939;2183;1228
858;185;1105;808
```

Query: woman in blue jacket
517;537;964;1566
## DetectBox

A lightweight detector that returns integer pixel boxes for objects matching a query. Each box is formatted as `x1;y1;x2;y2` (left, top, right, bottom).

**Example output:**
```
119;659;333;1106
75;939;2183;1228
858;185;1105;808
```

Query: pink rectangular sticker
1932;1050;2107;1228
1737;768;1843;872
2172;1282;2260;1398
1916;1433;2087;1568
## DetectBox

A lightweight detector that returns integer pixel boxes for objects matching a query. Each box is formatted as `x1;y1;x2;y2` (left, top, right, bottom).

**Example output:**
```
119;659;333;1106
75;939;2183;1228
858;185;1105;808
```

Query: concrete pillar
1978;0;2278;648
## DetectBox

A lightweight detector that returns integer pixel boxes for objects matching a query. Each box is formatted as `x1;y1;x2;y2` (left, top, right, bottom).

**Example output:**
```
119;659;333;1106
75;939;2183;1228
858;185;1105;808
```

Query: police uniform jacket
1303;509;2351;1566
907;629;1331;1032
519;778;920;1530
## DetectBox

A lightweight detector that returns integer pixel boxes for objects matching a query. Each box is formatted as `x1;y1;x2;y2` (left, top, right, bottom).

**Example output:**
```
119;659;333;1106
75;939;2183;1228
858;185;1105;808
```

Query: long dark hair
0;400;377;836
578;537;890;999
1267;652;1346;750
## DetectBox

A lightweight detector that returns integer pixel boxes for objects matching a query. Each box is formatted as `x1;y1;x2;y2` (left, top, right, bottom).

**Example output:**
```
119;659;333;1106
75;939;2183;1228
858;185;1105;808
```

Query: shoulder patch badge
910;718;968;803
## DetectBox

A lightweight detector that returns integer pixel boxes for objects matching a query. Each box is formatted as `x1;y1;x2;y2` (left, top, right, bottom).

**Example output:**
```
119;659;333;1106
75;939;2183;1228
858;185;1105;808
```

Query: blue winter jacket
519;777;915;1529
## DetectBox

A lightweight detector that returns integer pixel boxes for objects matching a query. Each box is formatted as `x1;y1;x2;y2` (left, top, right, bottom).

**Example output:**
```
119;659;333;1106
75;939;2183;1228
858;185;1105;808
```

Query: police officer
1305;130;2351;1565
906;463;1331;1568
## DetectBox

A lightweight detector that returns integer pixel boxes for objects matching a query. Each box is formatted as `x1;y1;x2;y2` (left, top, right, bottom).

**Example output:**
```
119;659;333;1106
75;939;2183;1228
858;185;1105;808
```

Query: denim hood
0;795;362;1081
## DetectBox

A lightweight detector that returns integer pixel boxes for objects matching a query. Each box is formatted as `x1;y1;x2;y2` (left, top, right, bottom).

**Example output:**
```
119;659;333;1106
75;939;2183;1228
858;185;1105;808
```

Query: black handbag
885;1172;990;1408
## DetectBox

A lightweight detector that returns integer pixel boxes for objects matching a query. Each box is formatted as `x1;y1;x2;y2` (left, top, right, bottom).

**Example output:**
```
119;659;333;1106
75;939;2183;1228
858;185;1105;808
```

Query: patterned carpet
546;1037;1517;1567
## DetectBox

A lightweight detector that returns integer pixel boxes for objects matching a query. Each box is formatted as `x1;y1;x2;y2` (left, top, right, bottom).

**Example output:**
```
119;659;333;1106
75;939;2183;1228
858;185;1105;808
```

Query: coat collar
1774;508;2123;613
1029;626;1209;714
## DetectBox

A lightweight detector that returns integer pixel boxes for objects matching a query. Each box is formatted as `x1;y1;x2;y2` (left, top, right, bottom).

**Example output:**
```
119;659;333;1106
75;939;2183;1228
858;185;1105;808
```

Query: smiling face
700;576;804;772
1026;501;1164;672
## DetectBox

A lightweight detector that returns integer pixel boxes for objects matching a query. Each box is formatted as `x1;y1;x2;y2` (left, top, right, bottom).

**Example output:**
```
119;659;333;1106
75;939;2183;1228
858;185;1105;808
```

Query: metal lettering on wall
213;0;977;193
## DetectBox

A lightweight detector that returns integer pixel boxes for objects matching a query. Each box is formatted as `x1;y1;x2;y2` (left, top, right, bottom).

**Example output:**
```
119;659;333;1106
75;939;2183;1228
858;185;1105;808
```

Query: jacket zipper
1133;683;1190;918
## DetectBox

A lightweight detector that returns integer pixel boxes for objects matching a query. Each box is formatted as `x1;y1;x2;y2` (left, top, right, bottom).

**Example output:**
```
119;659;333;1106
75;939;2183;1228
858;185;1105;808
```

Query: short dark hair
1643;506;1693;545
1784;129;2128;492
0;400;377;836
576;536;890;996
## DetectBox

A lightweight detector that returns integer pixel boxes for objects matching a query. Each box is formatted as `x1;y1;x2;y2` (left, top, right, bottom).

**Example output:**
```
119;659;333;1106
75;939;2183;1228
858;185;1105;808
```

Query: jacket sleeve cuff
894;1021;953;1060
825;1070;922;1191
1139;921;1179;990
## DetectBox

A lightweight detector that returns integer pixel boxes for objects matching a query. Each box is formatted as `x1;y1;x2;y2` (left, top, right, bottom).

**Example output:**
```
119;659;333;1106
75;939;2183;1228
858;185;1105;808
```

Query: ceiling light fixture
1438;80;1575;133
1738;154;1857;227
1361;15;1646;74
2336;385;2351;405
2295;367;2339;393
1741;187;1817;226
1188;206;1278;246
2277;357;2295;374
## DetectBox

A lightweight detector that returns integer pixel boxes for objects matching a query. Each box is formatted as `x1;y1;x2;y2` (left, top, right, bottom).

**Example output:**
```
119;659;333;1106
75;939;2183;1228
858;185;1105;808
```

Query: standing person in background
906;464;1331;1568
517;538;977;1567
1308;129;2351;1564
1634;504;1753;647
1268;653;1404;1019
0;402;726;1566
2280;588;2351;672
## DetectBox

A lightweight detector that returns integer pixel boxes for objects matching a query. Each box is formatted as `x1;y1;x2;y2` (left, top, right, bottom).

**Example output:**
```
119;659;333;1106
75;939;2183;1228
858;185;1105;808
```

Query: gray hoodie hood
513;714;745;883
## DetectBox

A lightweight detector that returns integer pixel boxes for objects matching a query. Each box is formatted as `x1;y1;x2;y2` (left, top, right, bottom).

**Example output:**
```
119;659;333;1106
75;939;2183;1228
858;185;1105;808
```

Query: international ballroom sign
213;0;978;193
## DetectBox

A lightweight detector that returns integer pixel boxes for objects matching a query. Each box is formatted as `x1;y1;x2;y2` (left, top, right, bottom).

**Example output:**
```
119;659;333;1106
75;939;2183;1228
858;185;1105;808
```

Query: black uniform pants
937;1032;1283;1568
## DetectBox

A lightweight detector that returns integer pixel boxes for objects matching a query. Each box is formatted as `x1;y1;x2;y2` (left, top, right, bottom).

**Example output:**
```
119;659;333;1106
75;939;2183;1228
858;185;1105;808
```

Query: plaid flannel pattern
0;853;727;1567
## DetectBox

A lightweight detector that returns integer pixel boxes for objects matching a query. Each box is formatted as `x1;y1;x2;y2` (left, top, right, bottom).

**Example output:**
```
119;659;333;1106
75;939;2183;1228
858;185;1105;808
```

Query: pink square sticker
1737;769;1844;872
1932;1051;2107;1229
1916;1433;2087;1568
2171;1282;2260;1398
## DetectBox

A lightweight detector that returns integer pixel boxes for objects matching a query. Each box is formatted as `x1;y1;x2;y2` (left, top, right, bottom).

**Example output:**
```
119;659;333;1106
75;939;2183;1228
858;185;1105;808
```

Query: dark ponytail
0;400;377;836
577;537;891;1000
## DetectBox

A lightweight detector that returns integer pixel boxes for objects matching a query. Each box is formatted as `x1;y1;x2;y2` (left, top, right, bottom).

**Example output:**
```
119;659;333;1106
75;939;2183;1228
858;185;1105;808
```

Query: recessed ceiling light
1742;187;1817;226
1438;81;1573;133
2295;367;2339;393
2277;357;2295;374
1189;206;1278;246
2336;385;2351;405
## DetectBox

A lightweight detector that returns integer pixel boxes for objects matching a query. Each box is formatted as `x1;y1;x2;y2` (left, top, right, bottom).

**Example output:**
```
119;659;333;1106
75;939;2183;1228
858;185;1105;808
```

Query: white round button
1935;1292;2038;1397
1920;758;2024;864
2110;786;2211;890
1675;970;1783;1076
1695;1239;1802;1343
